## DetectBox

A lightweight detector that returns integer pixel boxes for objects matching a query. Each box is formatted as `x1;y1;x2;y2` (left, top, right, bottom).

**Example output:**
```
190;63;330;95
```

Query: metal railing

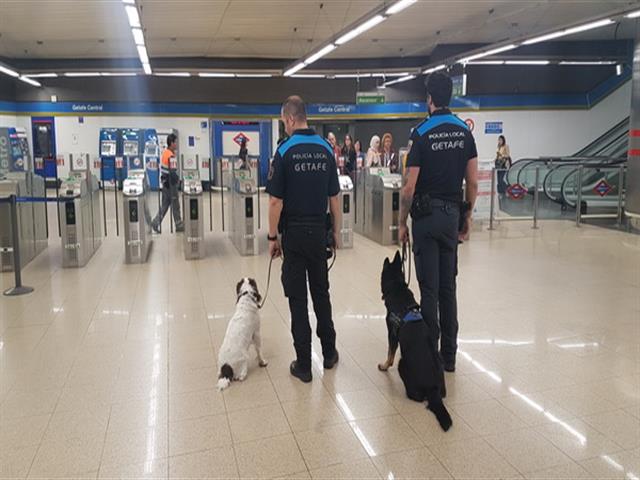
489;167;541;230
573;164;626;227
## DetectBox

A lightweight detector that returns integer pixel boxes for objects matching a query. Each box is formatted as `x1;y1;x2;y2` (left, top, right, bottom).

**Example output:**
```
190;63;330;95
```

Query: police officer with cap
267;95;341;383
399;72;479;373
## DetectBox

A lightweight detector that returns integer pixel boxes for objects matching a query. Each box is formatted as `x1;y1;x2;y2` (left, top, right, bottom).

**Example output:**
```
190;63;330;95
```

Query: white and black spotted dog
217;278;268;390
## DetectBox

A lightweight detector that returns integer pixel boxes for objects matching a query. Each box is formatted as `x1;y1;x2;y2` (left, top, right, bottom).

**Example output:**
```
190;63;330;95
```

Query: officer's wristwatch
267;234;278;241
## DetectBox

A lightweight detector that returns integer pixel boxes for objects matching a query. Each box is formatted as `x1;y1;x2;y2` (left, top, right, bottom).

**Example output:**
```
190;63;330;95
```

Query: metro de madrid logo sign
233;133;250;146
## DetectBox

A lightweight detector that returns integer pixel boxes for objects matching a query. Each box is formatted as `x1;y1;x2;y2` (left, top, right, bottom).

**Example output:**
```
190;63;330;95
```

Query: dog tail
217;363;234;391
427;400;453;432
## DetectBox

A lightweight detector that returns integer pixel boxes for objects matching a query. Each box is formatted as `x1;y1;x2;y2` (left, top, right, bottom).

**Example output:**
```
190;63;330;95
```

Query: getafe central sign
71;104;104;112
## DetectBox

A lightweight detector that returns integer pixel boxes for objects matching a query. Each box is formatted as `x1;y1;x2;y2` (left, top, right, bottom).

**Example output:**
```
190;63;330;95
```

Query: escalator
499;117;628;220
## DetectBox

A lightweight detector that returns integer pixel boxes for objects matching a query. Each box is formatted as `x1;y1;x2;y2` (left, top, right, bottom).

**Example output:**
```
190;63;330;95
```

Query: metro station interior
0;1;639;479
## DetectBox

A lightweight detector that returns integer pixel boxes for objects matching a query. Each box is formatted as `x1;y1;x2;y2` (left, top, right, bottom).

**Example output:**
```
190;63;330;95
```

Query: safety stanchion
114;166;120;236
55;164;61;237
100;157;108;236
220;159;225;232
2;195;34;296
208;158;213;232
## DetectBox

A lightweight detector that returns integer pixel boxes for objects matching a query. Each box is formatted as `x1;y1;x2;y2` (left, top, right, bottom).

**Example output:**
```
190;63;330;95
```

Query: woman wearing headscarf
380;132;398;173
366;135;381;167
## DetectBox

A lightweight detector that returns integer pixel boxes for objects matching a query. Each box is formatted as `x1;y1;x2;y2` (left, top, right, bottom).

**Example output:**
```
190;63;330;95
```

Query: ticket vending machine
336;174;354;249
355;167;402;245
181;154;205;260
99;128;120;186
122;141;153;264
122;128;142;175
0;127;47;271
143;129;160;190
58;154;102;267
229;167;259;256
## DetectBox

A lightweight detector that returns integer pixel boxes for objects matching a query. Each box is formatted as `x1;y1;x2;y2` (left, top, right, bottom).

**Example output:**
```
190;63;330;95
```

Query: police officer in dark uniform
398;73;479;372
267;95;341;383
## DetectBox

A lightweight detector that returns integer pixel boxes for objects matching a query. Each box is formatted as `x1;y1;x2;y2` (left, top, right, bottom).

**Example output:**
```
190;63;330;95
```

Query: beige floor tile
101;425;168;469
580;448;640;479
222;379;279;413
535;417;625;461
485;428;573;473
0;445;39;479
310;458;382;479
168;414;232;456
543;384;618;417
168;447;238;479
168;366;217;396
228;403;291;443
429;437;521;479
402;410;478;445
42;406;110;443
270;371;329;403
524;461;594;479
281;394;347;432
0;388;61;420
0;414;50;450
582;409;640;450
372;447;452;479
348;415;422;457
295;423;368;470
169;388;225;423
108;397;168;433
98;458;168;479
321;361;375;394
452;398;528;435
234;433;306;479
496;390;575;427
28;436;104;478
332;388;397;421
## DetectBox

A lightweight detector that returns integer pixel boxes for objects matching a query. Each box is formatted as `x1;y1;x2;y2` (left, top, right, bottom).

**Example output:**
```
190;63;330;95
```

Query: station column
627;34;640;223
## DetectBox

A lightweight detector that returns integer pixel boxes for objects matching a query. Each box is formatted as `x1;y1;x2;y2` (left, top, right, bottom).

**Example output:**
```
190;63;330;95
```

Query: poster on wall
484;121;503;134
472;159;494;220
222;131;260;156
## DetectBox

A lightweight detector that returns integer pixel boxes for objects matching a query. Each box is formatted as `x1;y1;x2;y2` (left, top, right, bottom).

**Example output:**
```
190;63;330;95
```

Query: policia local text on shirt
399;72;479;373
266;96;341;383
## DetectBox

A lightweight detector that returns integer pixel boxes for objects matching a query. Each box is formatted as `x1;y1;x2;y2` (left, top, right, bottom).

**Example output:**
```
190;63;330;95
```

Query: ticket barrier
336;175;354;249
122;156;153;264
58;154;102;267
181;154;205;260
0;127;47;272
355;167;402;245
229;168;259;256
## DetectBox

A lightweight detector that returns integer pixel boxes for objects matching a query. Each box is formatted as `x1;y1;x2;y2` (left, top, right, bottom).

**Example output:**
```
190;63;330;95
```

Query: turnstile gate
337;175;354;249
182;155;205;260
355;167;402;245
123;168;153;264
58;154;102;267
229;168;259;256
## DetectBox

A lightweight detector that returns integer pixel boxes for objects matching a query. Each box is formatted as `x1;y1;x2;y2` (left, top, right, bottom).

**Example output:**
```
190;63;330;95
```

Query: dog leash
402;238;412;285
258;255;274;310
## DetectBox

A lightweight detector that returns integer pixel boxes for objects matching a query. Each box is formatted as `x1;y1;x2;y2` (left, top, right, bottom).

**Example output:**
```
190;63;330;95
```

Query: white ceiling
0;0;638;62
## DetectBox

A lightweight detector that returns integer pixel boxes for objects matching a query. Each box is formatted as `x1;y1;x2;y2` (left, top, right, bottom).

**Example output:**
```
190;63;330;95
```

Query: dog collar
237;291;257;303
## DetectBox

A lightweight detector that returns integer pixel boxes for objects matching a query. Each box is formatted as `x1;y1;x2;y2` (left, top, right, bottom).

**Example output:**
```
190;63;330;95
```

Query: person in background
342;134;357;178
495;135;511;194
152;133;183;233
327;132;341;160
381;132;398;173
366;135;381;167
238;137;250;170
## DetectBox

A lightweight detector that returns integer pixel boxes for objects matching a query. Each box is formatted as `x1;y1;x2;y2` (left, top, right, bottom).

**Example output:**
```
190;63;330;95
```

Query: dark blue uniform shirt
267;128;340;222
407;109;477;202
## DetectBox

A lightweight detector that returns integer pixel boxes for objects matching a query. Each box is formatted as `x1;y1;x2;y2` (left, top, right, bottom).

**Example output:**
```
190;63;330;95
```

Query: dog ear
236;279;243;296
393;251;401;264
383;258;390;267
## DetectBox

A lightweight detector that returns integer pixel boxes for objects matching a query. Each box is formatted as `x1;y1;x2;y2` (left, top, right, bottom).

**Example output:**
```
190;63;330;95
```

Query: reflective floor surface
0;197;639;479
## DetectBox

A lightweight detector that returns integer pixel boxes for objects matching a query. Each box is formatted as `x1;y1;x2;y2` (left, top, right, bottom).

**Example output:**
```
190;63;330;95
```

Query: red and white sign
233;132;250;146
115;157;123;168
202;160;210;169
506;183;527;200
35;157;44;169
464;118;475;132
56;155;65;166
593;179;613;197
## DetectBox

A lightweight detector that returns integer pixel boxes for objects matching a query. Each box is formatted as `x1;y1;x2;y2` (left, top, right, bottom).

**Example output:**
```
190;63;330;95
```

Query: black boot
290;361;312;383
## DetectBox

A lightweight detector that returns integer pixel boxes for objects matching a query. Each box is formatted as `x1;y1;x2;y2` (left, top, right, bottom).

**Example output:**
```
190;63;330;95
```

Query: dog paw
259;360;268;367
378;363;389;372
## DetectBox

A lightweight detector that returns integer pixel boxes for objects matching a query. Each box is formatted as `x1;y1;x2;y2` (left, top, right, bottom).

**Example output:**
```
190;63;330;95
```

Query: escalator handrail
544;158;627;205
573;116;629;157
560;162;627;209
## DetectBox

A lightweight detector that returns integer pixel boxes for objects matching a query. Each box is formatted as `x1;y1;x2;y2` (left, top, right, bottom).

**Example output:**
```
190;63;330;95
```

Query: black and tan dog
379;252;452;431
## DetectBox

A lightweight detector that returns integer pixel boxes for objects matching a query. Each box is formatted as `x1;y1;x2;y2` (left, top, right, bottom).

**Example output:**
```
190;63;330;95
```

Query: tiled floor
1;196;639;479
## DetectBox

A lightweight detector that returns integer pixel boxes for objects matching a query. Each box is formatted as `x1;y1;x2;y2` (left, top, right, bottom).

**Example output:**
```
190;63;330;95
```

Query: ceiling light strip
19;76;41;87
0;65;20;78
522;18;613;45
383;74;416;87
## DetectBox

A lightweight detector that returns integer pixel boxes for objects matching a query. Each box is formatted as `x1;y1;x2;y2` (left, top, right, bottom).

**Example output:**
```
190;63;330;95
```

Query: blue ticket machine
143;129;160;190
99;128;121;186
122;128;143;174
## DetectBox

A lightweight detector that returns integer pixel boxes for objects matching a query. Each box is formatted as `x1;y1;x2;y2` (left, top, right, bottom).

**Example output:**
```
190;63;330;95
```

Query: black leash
401;238;412;285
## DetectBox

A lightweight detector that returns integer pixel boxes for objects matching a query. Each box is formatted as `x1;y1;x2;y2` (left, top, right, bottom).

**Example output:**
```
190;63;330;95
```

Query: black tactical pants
412;200;460;365
281;225;337;371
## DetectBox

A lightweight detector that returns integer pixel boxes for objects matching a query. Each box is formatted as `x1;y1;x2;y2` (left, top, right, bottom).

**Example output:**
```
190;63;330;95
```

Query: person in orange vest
151;133;184;233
